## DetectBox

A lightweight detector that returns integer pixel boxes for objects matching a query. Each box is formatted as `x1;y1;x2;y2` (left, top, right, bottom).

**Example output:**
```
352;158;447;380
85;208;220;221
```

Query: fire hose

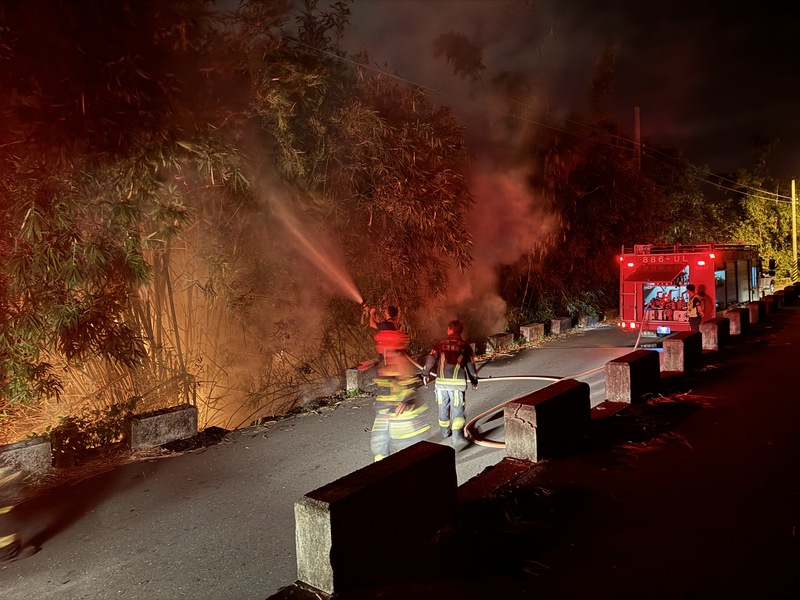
424;312;650;449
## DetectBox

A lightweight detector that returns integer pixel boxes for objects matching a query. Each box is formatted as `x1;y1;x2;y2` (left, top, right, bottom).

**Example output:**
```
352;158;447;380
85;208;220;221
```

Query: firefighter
370;327;429;461
365;304;400;332
421;320;479;452
686;283;705;332
0;466;35;564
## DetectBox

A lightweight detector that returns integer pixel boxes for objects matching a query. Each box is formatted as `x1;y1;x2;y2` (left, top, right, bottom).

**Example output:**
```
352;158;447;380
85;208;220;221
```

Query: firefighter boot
0;535;38;564
0;535;20;564
452;429;470;453
440;427;451;439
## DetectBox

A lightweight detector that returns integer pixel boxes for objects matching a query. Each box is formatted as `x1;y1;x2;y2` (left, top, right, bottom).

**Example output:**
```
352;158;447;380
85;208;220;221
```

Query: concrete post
745;301;761;325
294;441;457;595
487;332;514;352
605;350;661;403
699;317;730;351
662;331;703;372
550;317;572;335
726;308;750;336
519;323;545;342
504;379;591;462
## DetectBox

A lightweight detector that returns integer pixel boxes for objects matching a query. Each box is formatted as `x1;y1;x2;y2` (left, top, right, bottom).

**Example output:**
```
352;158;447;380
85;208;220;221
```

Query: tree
0;0;244;425
0;0;479;440
234;0;475;321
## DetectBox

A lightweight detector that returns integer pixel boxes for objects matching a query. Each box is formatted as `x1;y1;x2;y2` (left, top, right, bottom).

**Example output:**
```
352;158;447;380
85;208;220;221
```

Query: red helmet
447;320;464;335
374;329;410;352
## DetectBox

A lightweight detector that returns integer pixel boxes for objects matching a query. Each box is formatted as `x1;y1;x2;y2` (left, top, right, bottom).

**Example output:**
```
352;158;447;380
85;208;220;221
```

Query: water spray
266;188;363;305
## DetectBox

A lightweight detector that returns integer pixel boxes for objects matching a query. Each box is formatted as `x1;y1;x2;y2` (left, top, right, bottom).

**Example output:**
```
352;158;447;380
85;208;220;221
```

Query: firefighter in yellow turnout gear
422;320;479;452
0;466;30;564
370;326;430;461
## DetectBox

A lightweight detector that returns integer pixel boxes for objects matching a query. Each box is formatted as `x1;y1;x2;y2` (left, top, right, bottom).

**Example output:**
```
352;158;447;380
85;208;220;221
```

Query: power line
285;35;793;206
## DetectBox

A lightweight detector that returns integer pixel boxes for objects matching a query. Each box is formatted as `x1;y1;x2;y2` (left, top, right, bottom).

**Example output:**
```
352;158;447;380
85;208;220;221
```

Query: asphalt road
0;324;643;600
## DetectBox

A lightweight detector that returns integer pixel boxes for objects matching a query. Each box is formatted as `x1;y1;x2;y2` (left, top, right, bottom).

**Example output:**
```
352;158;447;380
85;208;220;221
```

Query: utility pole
793;179;798;282
634;106;641;171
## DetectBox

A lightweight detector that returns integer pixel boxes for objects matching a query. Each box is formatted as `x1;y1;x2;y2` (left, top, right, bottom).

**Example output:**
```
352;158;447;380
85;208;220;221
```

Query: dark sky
340;0;800;177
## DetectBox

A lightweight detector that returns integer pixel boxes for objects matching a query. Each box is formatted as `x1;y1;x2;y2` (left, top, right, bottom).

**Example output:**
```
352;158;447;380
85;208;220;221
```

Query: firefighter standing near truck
422;320;479;452
686;283;705;332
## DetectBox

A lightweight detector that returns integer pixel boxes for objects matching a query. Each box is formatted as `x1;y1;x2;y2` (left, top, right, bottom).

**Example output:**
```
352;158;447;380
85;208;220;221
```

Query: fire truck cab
619;243;761;335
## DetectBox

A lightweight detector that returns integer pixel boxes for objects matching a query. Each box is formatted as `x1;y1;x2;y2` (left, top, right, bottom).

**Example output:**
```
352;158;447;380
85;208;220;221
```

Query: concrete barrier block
773;290;785;309
0;436;52;480
470;340;487;356
550;317;572;335
294;441;457;595
487;332;514;352
519;322;545;342
504;379;590;462
299;376;343;407
745;301;761;325
761;296;775;316
129;404;198;450
726;307;750;336
577;315;598;328
662;331;703;372
346;361;377;393
605;350;660;404
700;317;730;351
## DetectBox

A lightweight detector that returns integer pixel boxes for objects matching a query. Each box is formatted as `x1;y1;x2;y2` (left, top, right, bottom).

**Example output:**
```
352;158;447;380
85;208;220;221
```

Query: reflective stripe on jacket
423;333;478;388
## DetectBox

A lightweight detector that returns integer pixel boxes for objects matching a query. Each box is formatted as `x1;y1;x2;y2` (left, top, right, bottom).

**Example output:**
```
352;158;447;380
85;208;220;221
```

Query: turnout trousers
435;387;466;438
370;401;430;461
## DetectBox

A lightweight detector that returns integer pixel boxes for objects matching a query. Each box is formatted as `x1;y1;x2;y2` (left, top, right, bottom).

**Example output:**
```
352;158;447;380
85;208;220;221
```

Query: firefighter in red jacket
421;320;479;451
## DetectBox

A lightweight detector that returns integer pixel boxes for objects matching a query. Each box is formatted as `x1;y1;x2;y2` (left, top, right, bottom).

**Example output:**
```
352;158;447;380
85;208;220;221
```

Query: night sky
340;0;800;177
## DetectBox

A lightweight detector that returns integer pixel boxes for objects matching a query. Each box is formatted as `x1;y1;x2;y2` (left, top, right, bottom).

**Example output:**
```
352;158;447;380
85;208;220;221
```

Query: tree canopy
0;0;794;442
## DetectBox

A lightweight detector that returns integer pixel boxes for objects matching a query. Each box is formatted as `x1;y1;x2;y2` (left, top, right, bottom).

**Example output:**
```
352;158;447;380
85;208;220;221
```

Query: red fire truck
619;243;761;335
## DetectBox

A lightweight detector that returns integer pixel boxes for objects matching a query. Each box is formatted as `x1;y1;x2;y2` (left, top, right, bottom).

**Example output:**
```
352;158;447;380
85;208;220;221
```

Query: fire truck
619;243;761;335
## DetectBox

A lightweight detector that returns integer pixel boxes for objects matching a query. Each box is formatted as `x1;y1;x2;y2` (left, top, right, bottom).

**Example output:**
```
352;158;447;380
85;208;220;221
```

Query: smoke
431;163;560;341
342;0;574;339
